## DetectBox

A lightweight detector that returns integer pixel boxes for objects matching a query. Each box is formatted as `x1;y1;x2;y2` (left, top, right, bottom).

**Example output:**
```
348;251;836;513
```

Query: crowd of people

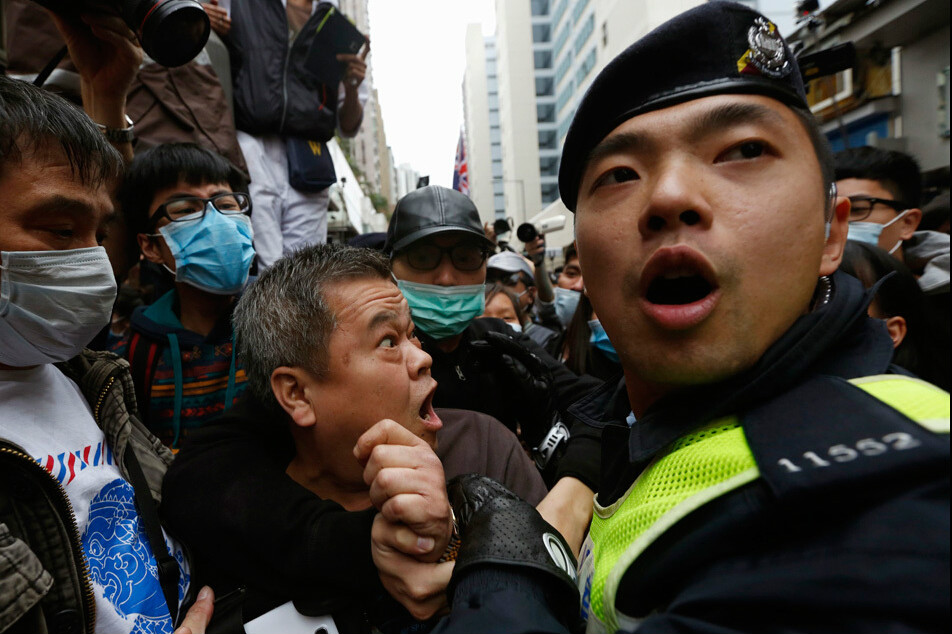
1;2;949;634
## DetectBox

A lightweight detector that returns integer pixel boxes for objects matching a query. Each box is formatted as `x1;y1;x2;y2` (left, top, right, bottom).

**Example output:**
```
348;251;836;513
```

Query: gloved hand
446;474;579;609
469;330;557;446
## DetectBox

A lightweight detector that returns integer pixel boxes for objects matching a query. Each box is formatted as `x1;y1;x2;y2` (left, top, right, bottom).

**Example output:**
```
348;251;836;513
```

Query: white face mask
0;247;117;367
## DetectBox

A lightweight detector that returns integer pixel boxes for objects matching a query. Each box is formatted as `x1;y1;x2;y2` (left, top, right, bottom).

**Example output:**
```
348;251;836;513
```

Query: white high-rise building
463;0;706;252
463;29;506;226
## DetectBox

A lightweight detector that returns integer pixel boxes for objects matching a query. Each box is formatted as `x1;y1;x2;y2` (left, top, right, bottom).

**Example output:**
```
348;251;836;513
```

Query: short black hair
234;244;393;413
834;146;922;209
119;143;247;235
0;75;122;188
839;241;941;386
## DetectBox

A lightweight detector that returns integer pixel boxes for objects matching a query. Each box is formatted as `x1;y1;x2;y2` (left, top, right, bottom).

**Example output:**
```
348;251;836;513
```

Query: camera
516;215;567;243
34;0;210;68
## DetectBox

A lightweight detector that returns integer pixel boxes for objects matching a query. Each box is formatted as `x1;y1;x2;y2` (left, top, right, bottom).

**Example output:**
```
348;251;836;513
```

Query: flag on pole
452;129;470;196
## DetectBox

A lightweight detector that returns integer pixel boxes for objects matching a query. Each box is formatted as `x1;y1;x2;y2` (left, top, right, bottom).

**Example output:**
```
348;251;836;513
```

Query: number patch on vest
776;432;922;473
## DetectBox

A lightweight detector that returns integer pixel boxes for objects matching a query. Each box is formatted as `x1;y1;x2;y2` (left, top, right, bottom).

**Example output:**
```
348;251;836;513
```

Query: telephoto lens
123;0;210;67
31;0;210;68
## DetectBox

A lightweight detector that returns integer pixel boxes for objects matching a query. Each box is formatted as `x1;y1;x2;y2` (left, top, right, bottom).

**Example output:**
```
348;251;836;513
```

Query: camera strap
122;447;181;625
33;45;67;88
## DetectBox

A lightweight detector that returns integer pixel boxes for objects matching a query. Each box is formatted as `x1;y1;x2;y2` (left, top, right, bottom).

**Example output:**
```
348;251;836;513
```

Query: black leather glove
447;474;580;610
469;330;558;446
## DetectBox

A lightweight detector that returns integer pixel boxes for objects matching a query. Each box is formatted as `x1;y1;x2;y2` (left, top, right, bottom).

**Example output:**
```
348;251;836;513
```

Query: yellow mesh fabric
588;417;756;627
849;376;950;433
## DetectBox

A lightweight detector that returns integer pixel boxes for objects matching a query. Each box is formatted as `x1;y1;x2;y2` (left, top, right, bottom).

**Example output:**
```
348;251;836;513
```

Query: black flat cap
385;186;494;254
559;1;808;212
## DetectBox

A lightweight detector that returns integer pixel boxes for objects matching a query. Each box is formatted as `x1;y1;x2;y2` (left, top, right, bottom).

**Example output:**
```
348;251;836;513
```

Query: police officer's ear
271;366;318;428
884;315;908;349
819;190;851;277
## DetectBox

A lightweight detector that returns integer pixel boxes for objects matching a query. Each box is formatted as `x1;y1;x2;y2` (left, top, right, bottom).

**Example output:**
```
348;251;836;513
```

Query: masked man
0;76;213;634
113;143;254;448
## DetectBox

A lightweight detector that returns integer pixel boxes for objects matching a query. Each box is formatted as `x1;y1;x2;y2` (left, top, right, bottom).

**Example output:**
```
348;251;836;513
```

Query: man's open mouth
645;270;715;305
418;384;442;430
639;246;720;330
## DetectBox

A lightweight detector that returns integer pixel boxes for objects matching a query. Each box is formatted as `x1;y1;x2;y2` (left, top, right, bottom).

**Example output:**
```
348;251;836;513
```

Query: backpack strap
127;332;162;421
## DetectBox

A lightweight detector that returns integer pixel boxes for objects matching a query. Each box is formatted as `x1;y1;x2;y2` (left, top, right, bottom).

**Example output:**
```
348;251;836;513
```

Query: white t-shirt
0;364;189;634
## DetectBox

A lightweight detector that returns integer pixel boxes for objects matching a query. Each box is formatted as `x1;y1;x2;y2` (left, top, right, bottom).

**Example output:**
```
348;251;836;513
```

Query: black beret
558;1;807;212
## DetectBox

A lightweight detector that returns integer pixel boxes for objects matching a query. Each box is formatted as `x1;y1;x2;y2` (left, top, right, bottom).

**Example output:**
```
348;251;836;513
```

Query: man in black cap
366;3;950;633
385;186;601;482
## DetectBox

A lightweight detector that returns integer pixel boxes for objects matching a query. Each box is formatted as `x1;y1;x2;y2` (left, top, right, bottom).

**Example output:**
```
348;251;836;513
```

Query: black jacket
435;272;951;634
161;396;548;625
227;0;339;140
421;317;603;487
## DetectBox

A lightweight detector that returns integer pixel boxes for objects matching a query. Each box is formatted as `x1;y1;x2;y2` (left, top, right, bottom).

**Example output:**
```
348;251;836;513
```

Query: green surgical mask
396;279;486;340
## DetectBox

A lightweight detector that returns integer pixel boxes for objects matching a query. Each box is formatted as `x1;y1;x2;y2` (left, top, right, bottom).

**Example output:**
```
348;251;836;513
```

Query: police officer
367;3;951;632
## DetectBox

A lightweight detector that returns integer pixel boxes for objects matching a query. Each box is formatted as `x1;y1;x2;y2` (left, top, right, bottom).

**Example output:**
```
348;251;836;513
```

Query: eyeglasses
148;193;252;229
847;196;908;222
399;242;489;272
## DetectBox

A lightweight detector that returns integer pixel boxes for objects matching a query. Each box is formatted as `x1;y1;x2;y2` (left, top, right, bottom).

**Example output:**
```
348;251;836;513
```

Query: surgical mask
0;247;117;366
158;206;255;294
507;321;523;333
554;287;581;327
396;279;485;340
588;319;620;364
848;210;910;255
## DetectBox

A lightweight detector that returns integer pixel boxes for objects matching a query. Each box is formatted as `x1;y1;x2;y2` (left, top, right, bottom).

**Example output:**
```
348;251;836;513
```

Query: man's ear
884;315;908;349
270;366;318;429
897;208;922;241
819;195;851;276
137;233;166;265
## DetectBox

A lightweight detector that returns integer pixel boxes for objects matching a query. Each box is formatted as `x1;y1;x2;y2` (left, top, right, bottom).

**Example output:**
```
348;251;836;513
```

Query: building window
540;183;560;204
575;47;597;86
538;128;558;150
534;49;553;70
532;23;551;44
537;102;556;123
531;0;550;16
536;76;555;97
574;14;595;55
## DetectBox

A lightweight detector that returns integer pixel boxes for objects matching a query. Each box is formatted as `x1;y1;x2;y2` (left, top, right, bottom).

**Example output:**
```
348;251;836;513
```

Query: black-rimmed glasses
148;193;252;229
847;196;908;221
399;242;490;271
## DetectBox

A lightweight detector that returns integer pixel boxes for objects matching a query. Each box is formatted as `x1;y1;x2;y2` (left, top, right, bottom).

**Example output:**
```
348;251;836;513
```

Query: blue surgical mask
396;279;485;340
588;319;620;364
159;205;255;294
848;210;909;255
507;321;523;333
554;287;580;327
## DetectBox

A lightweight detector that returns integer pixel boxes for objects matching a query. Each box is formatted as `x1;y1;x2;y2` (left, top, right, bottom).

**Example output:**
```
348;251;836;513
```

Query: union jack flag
452;129;470;196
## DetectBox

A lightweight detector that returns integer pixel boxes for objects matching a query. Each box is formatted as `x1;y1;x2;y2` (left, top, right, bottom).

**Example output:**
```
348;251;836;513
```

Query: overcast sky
366;0;824;189
367;0;496;188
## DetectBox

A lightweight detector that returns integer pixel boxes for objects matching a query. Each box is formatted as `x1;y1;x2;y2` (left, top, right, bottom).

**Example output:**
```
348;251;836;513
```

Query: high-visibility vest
578;375;950;633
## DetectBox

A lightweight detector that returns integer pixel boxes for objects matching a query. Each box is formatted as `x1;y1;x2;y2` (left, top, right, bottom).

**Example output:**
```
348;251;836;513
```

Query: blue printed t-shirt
0;364;190;634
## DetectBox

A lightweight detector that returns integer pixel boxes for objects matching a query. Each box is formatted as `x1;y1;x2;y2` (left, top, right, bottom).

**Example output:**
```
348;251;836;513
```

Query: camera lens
516;223;538;243
125;0;210;67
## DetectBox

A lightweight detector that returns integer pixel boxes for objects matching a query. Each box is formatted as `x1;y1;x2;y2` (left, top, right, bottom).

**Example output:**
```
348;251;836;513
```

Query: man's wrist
95;114;135;144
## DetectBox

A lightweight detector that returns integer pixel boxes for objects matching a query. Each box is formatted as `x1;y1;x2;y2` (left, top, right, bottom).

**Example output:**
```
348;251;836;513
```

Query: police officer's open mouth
646;273;715;305
641;247;718;307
